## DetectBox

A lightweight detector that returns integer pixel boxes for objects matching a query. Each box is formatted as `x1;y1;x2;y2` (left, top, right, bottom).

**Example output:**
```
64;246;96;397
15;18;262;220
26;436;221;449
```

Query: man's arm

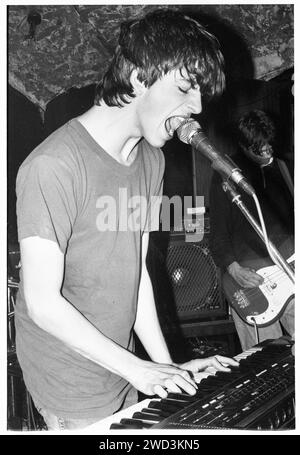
209;172;263;288
133;233;239;394
20;235;198;398
20;236;139;375
134;232;173;364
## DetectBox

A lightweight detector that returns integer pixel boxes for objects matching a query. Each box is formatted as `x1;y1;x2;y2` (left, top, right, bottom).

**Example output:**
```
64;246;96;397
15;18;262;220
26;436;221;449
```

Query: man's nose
188;90;202;114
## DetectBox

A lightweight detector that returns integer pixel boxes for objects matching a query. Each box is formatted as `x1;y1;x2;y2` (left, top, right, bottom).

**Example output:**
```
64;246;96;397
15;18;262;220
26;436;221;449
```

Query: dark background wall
8;5;294;108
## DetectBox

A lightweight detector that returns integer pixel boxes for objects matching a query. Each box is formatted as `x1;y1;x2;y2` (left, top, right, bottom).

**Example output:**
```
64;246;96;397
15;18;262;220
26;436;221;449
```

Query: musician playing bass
209;109;294;351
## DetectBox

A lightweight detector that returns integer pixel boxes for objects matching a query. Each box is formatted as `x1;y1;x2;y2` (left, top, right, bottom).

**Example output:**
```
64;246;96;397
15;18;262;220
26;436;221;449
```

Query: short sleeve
16;155;78;254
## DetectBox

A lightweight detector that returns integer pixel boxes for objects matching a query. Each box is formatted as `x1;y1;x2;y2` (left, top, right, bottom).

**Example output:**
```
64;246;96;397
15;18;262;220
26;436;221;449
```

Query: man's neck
77;103;142;165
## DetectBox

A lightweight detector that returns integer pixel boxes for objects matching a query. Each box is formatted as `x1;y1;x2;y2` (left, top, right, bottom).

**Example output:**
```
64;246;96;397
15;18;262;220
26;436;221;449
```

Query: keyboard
87;337;294;431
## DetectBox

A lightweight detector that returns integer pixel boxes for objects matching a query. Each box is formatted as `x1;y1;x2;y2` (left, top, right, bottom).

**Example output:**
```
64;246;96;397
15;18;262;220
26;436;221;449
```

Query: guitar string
244;259;294;281
249;264;294;286
236;272;292;298
234;260;294;286
240;277;292;300
234;263;294;299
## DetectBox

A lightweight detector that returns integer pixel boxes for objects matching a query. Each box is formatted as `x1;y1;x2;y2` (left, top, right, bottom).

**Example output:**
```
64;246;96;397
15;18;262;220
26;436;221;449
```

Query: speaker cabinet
147;231;228;330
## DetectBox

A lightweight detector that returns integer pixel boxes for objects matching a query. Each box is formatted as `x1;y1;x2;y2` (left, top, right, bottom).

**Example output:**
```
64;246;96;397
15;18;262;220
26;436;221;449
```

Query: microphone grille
176;118;201;144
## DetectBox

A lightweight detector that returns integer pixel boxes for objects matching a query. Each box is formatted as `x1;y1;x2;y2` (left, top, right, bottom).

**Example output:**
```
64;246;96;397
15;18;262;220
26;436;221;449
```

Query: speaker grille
147;235;227;322
166;242;221;314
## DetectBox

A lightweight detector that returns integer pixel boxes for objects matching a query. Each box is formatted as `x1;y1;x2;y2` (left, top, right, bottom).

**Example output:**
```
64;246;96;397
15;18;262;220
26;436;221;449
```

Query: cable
250;317;259;345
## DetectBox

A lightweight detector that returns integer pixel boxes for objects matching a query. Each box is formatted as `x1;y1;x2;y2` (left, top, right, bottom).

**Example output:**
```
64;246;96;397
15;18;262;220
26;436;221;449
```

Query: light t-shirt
15;118;165;419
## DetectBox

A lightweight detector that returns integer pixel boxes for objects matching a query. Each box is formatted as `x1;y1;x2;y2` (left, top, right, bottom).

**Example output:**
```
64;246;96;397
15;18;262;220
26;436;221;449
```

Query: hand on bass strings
228;261;264;288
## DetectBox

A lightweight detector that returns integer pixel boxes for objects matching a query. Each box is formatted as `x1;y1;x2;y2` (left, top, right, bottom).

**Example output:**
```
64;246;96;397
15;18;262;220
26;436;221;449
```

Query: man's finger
171;374;197;395
164;379;182;394
153;384;168;398
215;355;239;367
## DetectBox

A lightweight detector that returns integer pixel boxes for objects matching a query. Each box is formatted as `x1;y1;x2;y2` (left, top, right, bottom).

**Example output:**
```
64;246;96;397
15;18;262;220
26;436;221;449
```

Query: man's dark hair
95;9;225;107
237;109;276;150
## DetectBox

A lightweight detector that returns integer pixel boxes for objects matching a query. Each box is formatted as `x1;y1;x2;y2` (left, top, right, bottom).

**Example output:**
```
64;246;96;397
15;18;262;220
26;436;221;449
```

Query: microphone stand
222;180;295;284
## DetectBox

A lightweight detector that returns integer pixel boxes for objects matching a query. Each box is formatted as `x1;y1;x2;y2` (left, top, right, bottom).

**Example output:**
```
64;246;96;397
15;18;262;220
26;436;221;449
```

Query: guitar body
223;255;294;327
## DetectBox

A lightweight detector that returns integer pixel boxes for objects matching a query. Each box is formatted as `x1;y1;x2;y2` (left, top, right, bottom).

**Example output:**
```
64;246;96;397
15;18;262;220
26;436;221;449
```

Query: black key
215;371;241;381
141;407;170;418
132;412;162;422
110;423;127;429
148;400;186;413
167;392;198;402
200;376;228;387
120;418;153;429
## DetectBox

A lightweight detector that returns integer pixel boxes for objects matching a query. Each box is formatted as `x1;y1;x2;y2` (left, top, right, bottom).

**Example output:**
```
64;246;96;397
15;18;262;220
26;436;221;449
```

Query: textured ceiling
8;4;294;111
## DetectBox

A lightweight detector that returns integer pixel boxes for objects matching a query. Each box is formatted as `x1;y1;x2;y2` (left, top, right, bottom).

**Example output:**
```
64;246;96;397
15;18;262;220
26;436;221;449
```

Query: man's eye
178;87;189;94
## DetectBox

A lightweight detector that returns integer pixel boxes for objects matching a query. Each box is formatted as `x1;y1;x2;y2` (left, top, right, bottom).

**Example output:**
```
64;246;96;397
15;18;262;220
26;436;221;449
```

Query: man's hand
125;359;199;399
178;355;239;375
228;261;264;288
125;354;239;399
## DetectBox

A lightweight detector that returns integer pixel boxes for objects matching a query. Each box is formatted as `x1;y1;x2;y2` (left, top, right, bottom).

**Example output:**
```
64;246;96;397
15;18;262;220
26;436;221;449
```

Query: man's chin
147;136;170;148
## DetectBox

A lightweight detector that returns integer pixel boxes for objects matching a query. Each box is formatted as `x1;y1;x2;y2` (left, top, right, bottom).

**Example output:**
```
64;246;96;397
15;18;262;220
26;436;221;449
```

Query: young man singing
15;9;238;430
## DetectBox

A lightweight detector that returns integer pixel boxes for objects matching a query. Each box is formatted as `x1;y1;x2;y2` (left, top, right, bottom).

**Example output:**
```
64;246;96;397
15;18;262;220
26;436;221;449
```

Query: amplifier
146;228;228;327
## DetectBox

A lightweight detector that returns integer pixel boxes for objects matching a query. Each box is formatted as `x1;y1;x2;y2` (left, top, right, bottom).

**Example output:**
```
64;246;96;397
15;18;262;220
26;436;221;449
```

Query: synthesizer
91;338;294;431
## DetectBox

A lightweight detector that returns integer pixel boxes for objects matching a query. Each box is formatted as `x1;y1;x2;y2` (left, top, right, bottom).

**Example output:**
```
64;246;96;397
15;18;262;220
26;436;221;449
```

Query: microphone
174;117;256;196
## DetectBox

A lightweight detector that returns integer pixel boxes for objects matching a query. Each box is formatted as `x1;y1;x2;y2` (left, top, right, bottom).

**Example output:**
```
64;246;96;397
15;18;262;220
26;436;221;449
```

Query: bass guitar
223;255;294;327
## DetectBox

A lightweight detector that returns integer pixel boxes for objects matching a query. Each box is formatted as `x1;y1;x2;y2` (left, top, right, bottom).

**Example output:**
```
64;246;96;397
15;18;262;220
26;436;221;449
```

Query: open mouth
165;116;189;137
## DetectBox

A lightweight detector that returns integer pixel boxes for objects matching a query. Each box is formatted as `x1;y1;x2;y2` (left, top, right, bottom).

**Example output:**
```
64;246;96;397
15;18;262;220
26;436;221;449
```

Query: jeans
35;408;101;430
35;386;138;430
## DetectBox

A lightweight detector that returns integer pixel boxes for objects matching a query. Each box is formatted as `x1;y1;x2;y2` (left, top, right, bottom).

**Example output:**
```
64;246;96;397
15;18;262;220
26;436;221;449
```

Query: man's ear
130;69;147;96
